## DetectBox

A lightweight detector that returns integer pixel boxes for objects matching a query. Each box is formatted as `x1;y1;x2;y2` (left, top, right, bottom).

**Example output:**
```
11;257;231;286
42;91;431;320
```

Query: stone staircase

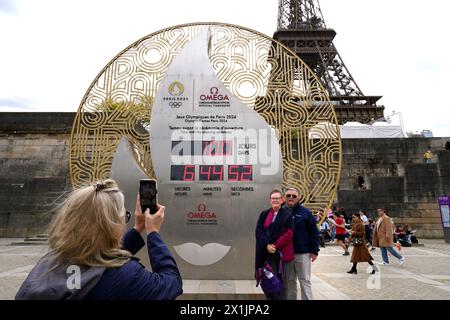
10;234;48;246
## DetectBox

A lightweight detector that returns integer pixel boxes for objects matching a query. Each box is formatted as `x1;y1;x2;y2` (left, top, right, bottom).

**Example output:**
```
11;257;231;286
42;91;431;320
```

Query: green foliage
96;96;153;127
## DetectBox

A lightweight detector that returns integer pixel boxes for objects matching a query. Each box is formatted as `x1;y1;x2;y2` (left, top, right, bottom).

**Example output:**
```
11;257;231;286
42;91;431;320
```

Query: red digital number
205;141;220;156
200;165;211;181
182;165;195;181
199;165;224;180
203;141;213;156
241;165;252;181
213;165;224;181
203;141;232;156
228;165;239;181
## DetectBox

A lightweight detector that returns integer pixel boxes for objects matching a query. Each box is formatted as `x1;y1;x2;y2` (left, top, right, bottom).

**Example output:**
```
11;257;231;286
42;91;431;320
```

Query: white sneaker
378;261;390;266
399;258;405;265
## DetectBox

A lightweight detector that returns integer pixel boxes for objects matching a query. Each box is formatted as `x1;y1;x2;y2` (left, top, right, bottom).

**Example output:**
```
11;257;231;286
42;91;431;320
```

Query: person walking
372;208;405;266
16;179;183;300
369;219;376;251
334;212;350;255
283;188;320;300
359;210;372;249
255;189;294;300
347;214;377;274
319;219;330;248
327;215;336;243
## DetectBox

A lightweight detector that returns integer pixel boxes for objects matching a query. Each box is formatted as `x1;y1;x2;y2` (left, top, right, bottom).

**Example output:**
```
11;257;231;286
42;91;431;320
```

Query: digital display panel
199;165;224;181
228;165;252;182
171;140;232;156
170;165;195;181
170;165;253;181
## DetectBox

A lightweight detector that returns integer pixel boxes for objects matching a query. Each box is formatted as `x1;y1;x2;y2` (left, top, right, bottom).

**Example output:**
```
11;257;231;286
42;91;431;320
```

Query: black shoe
347;269;357;274
370;269;376;274
343;252;350;256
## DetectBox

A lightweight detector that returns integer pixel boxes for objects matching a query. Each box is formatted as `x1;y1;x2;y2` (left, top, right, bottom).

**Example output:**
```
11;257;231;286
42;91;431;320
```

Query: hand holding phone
133;194;146;233
145;204;165;234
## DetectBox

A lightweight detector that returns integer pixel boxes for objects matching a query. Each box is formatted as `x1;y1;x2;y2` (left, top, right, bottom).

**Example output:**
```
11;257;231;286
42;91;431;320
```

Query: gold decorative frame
69;22;342;216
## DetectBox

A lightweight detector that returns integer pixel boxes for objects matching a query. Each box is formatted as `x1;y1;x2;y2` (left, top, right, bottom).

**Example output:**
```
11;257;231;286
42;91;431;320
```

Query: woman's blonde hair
48;179;131;267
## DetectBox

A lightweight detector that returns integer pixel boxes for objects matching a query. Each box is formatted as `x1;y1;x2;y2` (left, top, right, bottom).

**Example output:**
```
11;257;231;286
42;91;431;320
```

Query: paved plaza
1;238;450;300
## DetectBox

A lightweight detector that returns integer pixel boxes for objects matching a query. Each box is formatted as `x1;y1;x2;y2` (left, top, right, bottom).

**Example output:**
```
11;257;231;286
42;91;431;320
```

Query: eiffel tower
273;0;385;124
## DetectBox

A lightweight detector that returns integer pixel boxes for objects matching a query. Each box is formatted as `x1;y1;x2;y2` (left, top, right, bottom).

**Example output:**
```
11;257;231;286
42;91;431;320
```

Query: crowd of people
15;179;416;301
317;207;418;251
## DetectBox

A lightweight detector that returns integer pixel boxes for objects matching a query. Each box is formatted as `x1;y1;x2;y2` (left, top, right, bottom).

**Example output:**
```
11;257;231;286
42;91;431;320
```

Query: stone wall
0;113;73;237
0;112;449;238
337;138;450;238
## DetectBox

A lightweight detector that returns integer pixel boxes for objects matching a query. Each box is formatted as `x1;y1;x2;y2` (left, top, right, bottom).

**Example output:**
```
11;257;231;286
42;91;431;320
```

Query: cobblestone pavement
0;239;48;300
312;239;450;300
1;238;450;300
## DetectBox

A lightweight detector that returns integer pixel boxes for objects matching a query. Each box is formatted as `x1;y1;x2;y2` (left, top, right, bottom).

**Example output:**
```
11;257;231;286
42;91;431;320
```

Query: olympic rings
169;102;182;108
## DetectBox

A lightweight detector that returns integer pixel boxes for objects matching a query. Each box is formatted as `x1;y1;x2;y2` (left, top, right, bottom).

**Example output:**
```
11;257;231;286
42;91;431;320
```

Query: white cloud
0;0;17;14
320;0;450;136
0;0;449;136
0;96;34;109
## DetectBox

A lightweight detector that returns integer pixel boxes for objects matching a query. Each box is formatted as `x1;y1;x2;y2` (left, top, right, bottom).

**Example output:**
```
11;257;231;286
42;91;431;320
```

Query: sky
1;0;449;137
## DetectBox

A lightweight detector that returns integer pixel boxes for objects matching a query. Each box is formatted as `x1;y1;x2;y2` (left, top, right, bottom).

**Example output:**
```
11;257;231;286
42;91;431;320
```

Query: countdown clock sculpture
69;23;341;279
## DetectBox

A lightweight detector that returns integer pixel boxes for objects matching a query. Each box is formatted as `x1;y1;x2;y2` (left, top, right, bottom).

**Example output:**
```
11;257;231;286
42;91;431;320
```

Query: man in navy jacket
283;188;320;300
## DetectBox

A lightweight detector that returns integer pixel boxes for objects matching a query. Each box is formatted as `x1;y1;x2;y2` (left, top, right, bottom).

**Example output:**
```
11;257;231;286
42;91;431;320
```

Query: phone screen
139;179;157;214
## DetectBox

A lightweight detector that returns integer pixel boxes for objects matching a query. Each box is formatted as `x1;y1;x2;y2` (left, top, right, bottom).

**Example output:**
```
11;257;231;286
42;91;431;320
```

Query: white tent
308;121;406;139
340;121;406;139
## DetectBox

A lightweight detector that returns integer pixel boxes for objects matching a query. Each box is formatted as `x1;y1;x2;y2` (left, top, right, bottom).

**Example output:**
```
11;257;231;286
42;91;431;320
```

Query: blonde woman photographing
16;179;183;300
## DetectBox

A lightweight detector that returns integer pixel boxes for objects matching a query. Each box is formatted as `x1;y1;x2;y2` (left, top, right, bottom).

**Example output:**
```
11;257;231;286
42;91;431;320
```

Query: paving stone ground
1;238;450;300
311;239;450;300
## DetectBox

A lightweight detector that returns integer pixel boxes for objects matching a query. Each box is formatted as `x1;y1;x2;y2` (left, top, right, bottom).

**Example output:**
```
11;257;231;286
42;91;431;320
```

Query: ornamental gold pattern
69;22;341;216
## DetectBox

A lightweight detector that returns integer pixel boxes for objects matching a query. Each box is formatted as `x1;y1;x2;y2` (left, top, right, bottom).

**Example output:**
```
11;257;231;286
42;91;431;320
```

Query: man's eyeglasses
285;194;298;199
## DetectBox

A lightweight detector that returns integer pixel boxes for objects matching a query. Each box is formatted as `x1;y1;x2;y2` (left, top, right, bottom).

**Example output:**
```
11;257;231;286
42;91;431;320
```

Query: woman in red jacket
334;212;350;255
255;189;294;300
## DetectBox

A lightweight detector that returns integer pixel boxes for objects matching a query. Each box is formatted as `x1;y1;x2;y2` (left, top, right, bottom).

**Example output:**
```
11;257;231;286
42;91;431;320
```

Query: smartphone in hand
139;179;158;214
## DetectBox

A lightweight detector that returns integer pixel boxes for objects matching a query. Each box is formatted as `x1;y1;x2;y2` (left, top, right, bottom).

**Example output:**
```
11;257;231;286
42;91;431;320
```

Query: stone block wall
337;138;450;238
0;113;73;237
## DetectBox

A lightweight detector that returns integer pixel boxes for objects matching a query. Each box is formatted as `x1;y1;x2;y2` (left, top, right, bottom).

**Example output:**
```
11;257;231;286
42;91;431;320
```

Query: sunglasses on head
285;194;297;198
125;210;132;223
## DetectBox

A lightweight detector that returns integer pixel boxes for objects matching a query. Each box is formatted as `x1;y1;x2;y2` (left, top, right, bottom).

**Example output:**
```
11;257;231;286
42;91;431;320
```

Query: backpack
399;239;412;247
256;262;284;294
